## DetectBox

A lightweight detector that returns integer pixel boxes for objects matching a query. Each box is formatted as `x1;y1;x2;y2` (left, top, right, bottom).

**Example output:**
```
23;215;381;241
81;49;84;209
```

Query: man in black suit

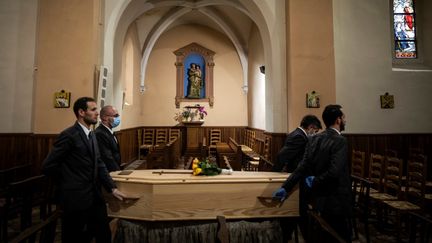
273;104;352;242
272;115;322;172
272;115;321;241
42;97;126;243
95;105;121;172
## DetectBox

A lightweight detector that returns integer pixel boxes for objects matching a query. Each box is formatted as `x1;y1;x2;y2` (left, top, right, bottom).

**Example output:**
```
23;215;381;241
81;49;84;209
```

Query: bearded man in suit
95;105;121;172
42;97;126;243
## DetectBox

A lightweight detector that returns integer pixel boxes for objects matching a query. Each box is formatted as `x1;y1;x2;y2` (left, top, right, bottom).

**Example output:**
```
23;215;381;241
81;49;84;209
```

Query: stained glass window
393;0;417;58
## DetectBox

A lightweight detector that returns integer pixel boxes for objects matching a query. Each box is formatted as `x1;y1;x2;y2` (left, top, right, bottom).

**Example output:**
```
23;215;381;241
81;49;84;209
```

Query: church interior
1;0;432;242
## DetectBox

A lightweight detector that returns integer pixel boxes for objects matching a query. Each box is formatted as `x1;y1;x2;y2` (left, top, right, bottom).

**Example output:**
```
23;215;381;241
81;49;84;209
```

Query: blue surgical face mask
111;116;120;128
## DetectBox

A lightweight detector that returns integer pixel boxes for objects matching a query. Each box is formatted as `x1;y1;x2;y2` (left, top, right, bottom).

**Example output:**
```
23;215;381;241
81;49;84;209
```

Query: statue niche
174;43;215;108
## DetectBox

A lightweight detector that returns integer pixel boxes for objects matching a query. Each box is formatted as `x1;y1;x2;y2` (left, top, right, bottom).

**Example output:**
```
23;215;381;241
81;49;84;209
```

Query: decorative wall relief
380;92;395;109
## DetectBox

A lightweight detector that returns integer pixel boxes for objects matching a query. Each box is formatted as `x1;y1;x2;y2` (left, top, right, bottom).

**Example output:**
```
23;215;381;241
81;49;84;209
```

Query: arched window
393;0;417;59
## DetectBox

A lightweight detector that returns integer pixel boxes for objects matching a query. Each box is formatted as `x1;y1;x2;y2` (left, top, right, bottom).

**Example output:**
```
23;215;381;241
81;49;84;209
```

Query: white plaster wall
333;0;432;133
0;0;38;133
248;25;266;130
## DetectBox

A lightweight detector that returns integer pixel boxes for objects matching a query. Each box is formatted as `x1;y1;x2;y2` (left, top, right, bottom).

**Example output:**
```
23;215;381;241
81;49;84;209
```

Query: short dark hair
73;97;96;117
322;104;343;128
300;115;322;129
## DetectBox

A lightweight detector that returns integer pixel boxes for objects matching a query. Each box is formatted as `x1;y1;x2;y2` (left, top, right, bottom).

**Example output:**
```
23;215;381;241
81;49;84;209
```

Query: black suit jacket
282;128;352;216
42;122;116;212
273;128;308;172
95;124;121;172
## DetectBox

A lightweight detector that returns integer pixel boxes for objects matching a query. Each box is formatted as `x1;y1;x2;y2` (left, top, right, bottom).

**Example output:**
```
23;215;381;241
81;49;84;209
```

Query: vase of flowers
174;105;208;124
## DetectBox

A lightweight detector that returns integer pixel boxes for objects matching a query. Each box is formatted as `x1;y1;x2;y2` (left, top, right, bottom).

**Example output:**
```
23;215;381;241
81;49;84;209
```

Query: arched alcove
173;42;215;108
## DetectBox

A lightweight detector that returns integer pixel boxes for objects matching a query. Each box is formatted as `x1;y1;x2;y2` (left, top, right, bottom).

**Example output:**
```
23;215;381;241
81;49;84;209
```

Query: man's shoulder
61;123;80;136
95;124;109;134
289;128;306;138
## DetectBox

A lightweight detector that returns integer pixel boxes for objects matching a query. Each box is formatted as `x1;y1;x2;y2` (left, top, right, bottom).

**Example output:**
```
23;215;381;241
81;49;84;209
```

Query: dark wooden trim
1;132;431;178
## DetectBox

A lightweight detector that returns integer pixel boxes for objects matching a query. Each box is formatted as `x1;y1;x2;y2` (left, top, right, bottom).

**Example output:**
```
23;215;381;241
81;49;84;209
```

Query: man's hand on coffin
112;188;126;201
305;176;315;188
272;187;288;202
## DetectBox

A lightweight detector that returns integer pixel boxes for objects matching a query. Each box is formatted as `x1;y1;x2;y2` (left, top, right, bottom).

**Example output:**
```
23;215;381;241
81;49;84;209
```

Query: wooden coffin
106;169;298;221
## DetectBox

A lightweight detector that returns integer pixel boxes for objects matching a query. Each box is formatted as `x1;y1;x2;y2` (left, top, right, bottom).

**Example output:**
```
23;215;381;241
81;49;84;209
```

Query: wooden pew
143;137;182;169
9;210;60;243
215;138;242;171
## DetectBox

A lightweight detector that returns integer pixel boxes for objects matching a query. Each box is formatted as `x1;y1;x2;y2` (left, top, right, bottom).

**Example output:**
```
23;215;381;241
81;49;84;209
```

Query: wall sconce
259;66;265;74
380;92;394;109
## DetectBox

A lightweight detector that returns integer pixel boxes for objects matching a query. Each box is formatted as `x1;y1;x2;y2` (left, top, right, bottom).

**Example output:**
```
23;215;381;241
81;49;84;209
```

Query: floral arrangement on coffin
192;158;233;176
174;104;207;123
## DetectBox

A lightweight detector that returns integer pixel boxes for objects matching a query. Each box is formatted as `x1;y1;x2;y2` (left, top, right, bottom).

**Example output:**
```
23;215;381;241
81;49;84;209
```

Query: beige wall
33;0;102;134
248;25;266;130
333;0;432;133
123;24;247;127
286;0;336;131
0;0;38;133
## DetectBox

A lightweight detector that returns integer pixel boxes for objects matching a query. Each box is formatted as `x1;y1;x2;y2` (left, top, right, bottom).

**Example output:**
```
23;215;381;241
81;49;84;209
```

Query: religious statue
187;63;203;98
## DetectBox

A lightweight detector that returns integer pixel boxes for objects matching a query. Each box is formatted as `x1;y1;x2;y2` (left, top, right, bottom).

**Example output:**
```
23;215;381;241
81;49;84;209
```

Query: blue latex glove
305;176;315;188
272;187;288;202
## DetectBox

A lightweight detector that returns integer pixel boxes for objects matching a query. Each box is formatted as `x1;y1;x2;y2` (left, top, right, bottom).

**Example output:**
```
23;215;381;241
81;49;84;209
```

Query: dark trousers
62;203;111;243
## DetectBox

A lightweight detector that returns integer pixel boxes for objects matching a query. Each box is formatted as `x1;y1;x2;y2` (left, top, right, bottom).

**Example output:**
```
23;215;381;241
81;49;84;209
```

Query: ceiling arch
139;5;250;93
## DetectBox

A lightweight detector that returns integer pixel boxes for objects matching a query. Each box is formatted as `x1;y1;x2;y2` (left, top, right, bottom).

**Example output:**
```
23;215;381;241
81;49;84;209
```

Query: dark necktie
88;131;95;154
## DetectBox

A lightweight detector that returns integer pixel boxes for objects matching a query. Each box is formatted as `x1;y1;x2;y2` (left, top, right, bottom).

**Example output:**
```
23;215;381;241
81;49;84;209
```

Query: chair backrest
262;136;271;161
155;129;168;145
385;149;398;158
368;153;385;191
383;156;404;198
169;128;180;142
405;154;427;205
209;129;222;146
351;150;366;177
351;174;372;215
0;163;32;192
243;129;255;149
143;129;155;146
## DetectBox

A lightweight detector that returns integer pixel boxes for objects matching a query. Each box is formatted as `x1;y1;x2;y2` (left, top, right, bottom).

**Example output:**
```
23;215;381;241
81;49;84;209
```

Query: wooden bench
141;137;182;169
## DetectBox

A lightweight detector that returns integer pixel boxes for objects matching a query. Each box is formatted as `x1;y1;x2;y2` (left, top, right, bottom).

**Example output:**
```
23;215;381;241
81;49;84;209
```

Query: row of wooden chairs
350;149;430;242
137;128;181;159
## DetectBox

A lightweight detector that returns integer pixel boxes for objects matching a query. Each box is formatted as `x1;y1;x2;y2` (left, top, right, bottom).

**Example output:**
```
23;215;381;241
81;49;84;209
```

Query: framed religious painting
54;90;71;108
306;91;320;108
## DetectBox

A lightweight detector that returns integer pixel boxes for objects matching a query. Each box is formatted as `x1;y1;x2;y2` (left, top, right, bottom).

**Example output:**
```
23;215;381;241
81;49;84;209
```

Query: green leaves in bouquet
198;160;222;176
